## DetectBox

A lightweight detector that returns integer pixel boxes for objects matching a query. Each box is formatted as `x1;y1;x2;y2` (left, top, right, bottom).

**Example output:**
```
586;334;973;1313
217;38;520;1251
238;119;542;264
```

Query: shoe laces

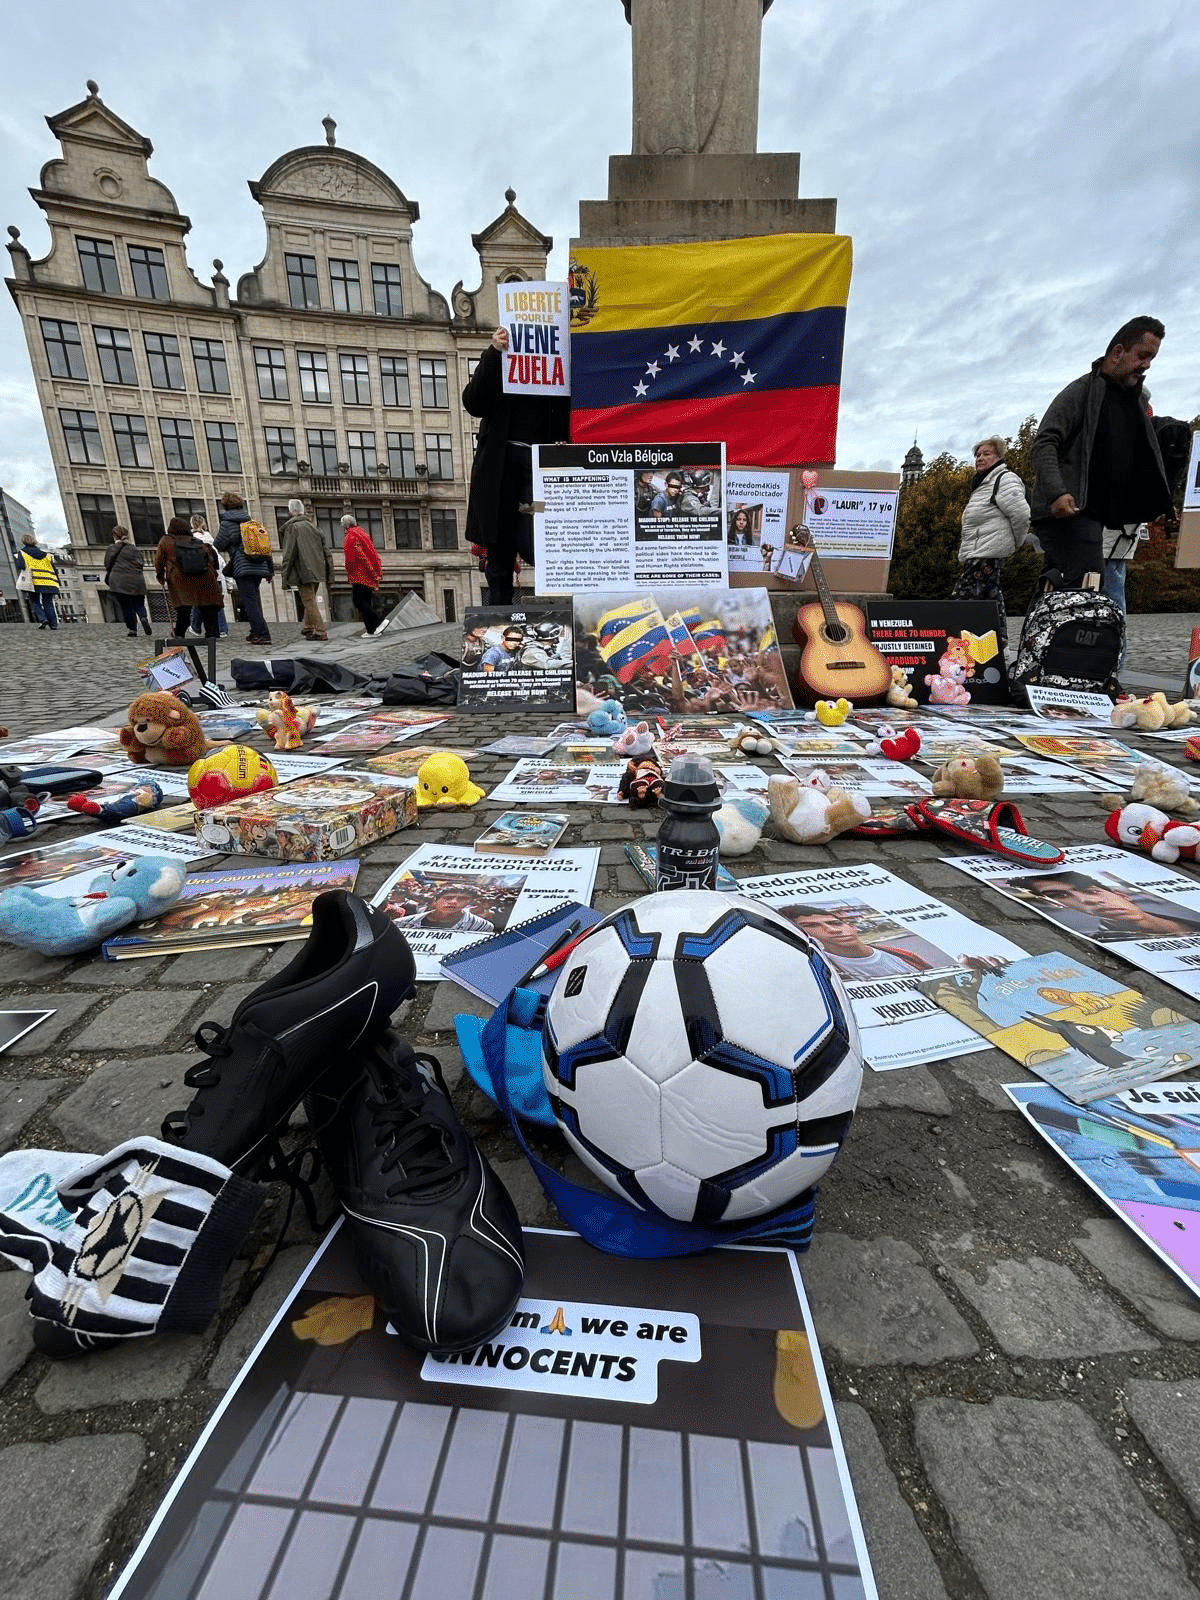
366;1049;465;1199
161;1020;236;1144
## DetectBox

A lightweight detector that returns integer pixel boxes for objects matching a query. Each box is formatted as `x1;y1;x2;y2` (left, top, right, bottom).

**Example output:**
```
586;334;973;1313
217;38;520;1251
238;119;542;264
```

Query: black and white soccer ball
542;890;862;1224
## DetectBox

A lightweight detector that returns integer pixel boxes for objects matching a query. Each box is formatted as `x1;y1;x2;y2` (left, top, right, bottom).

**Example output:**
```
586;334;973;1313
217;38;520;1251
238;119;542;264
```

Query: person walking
156;516;221;639
341;514;389;637
103;526;152;637
19;532;61;630
188;515;229;637
952;435;1031;647
280;498;328;641
215;492;274;645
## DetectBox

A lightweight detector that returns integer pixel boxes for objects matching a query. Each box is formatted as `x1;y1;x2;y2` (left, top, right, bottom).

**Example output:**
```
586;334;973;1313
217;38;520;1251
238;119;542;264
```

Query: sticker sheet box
195;770;417;860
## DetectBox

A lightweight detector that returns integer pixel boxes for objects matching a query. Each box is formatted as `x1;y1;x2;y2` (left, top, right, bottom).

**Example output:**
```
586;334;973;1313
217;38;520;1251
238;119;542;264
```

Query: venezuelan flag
569;233;852;467
599;610;673;683
596;595;659;647
664;611;701;656
689;617;727;655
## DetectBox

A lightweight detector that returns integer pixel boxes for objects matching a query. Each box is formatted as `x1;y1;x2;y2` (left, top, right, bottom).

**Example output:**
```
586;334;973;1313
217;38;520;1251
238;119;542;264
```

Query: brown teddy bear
929;752;1004;800
119;692;212;767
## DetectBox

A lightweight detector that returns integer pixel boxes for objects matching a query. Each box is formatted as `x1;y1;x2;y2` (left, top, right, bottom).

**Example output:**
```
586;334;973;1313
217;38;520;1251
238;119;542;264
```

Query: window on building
205;421;241;473
419;357;449;409
159;417;199;472
190;337;230;394
430;508;458;549
392;506;421;549
386;431;417;479
297;349;331;403
443;587;457;624
77;492;117;547
41;318;86;381
329;258;362;313
94;325;137;386
126;495;165;547
129;244;169;301
173;497;208;524
144;332;185;390
273;505;292;537
77;237;120;294
254;346;289;401
286;253;320;309
347;430;377;476
353;507;385;548
372;263;403;317
315;508;341;550
306;428;338;475
110;413;153;468
379;355;410;408
264;426;297;475
60;408;104;465
340;353;370;406
424;432;453;481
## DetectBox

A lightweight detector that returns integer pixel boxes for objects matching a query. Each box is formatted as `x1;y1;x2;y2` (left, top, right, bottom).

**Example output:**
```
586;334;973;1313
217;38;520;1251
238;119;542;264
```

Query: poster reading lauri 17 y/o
107;1228;877;1600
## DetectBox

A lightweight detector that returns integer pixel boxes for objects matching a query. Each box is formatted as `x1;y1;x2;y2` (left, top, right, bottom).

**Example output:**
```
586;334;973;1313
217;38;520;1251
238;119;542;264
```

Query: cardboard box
195;769;417;861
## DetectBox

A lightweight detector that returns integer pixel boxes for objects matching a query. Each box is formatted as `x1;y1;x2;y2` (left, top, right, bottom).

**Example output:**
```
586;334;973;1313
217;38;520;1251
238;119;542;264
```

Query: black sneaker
162;891;415;1177
308;1031;525;1353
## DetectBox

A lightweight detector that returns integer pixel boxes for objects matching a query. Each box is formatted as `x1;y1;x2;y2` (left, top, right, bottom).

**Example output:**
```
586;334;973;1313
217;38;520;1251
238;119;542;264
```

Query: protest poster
146;752;347;800
1006;1081;1200;1300
574;586;791;716
1010;731;1162;777
985;755;1109;797
804;485;898;559
737;863;1027;1071
106;1227;876;1600
363;745;477;778
489;761;625;805
1024;684;1116;721
533;442;726;593
498;279;570;396
725;467;791;575
371;843;598;982
920;951;1200;1103
781;756;933;800
458;604;575;713
947;844;1200;1001
312;719;421;756
864;601;1009;705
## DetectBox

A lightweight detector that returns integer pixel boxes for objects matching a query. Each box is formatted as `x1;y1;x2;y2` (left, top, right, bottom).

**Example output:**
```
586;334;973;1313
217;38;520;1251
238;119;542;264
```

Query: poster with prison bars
109;1227;876;1600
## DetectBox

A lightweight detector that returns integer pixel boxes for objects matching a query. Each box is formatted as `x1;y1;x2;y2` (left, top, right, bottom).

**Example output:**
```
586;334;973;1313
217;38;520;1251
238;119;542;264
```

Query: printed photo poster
725;467;791;574
919;952;1200;1104
1010;731;1163;778
498;279;570;396
0;1010;53;1054
364;745;477;778
1006;1081;1200;1301
803;485;899;560
865;601;1009;706
1024;684;1116;722
0;825;209;898
989;755;1110;798
106;1226;877;1600
534;442;727;593
371;842;599;980
458;603;575;714
782;756;933;800
947;844;1200;1002
489;760;625;805
574;586;792;716
737;863;1028;1071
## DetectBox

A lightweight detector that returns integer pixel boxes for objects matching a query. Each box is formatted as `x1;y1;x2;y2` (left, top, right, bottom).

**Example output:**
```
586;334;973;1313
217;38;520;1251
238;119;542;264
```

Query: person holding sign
463;328;570;605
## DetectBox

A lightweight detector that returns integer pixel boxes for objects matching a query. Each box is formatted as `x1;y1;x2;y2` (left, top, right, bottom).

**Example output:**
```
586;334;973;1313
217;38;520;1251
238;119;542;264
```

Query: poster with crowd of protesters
458;605;576;713
533;443;727;592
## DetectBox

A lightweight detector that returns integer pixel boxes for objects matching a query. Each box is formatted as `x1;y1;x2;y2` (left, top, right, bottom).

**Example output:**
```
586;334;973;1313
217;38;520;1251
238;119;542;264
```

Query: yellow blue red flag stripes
596;595;658;647
664;611;701;655
569;233;852;467
598;607;673;683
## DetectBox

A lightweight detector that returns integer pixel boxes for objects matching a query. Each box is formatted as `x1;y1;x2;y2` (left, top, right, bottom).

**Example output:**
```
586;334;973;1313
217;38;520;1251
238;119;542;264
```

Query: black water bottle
656;756;721;891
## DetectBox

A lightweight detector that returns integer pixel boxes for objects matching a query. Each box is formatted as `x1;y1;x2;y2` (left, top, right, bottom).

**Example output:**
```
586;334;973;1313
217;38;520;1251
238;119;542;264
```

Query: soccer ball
542;890;862;1225
187;744;277;810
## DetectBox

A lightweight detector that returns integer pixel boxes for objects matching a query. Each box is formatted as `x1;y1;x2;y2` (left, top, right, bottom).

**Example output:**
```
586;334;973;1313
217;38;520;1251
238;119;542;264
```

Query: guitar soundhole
820;621;850;645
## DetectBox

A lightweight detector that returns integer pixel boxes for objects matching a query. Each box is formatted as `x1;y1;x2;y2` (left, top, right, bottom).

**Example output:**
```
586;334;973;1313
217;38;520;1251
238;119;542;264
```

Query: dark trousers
951;559;1009;646
117;594;150;634
352;583;381;633
175;604;218;638
1036;515;1104;589
236;576;270;640
485;443;535;605
30;589;58;629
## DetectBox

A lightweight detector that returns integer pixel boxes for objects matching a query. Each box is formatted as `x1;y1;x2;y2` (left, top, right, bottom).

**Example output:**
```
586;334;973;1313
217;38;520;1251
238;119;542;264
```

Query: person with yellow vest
19;532;60;630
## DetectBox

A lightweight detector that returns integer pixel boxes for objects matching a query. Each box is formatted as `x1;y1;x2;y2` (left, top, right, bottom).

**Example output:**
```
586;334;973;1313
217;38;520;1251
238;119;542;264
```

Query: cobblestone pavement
1;614;1199;1600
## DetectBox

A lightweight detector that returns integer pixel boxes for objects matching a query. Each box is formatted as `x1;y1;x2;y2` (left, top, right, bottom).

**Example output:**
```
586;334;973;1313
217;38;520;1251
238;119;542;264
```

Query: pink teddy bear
924;644;972;706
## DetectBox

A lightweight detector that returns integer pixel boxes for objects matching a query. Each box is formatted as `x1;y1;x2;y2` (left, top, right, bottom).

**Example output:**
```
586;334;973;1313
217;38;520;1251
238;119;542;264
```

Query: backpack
239;520;271;558
1011;578;1124;700
174;537;210;579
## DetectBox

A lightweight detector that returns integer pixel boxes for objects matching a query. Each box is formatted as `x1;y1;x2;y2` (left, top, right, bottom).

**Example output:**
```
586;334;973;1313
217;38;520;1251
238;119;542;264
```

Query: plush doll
617;754;664;807
586;699;627;739
887;666;919;711
416;752;484;807
929;753;1005;800
767;774;870;844
864;725;922;760
1111;692;1193;732
714;793;768;856
924;642;972;706
729;728;781;757
0;856;187;956
1104;802;1200;864
66;779;164;823
811;698;852;727
612;721;655;758
119;693;212;768
256;691;317;752
1100;764;1199;818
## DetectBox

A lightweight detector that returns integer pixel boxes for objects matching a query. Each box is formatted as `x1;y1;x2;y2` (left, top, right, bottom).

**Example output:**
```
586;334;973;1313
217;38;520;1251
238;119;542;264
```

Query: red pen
527;930;591;982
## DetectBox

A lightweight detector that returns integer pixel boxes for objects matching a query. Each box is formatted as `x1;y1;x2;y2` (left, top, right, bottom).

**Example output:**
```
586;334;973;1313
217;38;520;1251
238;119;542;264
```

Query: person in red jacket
340;514;390;637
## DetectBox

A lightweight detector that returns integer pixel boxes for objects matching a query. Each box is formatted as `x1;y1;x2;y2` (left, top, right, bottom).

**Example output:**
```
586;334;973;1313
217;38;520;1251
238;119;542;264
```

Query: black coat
462;344;571;548
216;505;274;581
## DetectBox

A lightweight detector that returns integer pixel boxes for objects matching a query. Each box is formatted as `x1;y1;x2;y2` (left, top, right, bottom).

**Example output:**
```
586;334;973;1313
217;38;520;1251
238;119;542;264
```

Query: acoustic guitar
788;527;891;705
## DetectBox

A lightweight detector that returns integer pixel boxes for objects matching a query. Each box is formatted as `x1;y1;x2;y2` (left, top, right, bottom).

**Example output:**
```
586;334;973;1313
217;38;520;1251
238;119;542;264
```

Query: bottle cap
662;755;720;813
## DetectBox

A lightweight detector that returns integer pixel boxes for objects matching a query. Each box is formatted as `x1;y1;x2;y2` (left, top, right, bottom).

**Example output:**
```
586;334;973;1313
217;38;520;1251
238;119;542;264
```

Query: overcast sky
3;0;1198;541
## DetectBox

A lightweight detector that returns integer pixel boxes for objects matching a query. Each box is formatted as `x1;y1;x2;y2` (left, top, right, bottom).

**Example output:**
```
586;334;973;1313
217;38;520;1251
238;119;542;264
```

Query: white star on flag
633;379;649;397
741;369;757;386
646;360;661;378
710;340;726;358
664;344;680;361
687;334;704;353
731;351;745;367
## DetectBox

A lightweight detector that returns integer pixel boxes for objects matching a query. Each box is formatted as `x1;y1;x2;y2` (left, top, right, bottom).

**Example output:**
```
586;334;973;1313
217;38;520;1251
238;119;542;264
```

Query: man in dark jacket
280;498;329;641
1031;316;1176;588
463;327;570;605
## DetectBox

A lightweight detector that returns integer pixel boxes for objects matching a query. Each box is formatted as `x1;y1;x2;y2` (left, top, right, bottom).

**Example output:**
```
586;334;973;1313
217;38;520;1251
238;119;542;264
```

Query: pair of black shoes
162;890;524;1353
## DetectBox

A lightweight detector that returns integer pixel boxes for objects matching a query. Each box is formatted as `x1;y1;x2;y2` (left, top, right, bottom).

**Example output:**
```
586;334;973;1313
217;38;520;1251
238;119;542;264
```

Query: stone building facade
5;85;554;627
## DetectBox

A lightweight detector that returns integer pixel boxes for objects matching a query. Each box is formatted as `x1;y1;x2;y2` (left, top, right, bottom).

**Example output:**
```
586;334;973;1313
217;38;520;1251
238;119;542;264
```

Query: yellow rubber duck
814;697;852;726
416;751;484;808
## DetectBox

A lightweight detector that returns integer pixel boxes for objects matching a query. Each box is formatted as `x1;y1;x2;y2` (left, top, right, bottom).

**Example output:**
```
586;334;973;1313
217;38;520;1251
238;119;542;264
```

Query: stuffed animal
865;725;922;760
767;774;870;844
1104;802;1200;864
188;746;277;811
416;752;484;807
887;666;919;711
929;753;1005;800
119;693;212;768
729;728;781;757
66;779;164;823
612;721;655;758
924;641;972;706
585;699;627;739
714;792;768;856
1111;692;1194;732
1100;764;1199;818
617;754;664;808
256;691;317;752
811;698;852;727
0;856;186;956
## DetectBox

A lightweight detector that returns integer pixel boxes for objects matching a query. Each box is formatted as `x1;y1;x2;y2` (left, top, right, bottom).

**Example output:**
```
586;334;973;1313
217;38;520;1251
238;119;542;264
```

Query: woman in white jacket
952;435;1031;646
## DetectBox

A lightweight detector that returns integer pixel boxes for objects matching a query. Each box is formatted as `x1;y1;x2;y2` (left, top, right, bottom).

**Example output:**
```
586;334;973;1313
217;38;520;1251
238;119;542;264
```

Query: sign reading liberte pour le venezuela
499;279;571;397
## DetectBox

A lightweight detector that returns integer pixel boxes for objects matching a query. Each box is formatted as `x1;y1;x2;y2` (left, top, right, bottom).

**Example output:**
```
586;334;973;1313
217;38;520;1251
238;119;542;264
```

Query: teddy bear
0;855;187;956
1100;763;1199;818
887;666;919;711
729;728;781;757
1104;802;1200;864
924;641;972;706
256;691;317;752
929;752;1005;800
119;692;212;767
864;725;922;760
1110;692;1194;732
612;720;654;758
810;698;853;727
585;698;627;739
617;754;664;807
767;773;870;844
714;792;769;855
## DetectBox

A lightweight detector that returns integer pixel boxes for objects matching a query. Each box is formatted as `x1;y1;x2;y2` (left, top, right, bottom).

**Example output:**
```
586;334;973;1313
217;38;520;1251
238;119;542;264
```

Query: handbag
15;568;33;593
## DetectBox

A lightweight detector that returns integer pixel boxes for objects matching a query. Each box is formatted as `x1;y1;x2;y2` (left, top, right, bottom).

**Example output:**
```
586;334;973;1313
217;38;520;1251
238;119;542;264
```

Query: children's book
473;811;569;857
623;842;740;892
439;901;605;1004
100;859;361;959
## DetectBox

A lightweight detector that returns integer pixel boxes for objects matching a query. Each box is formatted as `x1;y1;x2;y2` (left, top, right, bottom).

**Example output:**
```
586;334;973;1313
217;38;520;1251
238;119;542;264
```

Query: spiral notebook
438;900;604;1005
